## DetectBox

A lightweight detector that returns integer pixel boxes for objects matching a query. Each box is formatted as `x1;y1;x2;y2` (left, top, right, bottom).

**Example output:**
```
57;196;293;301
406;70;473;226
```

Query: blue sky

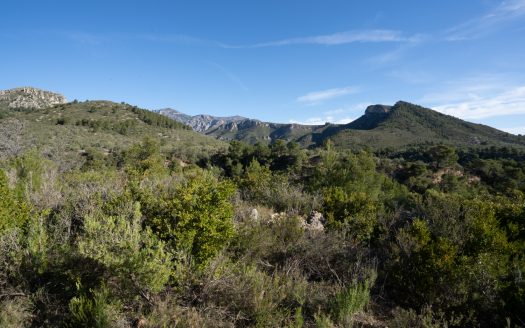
1;1;525;134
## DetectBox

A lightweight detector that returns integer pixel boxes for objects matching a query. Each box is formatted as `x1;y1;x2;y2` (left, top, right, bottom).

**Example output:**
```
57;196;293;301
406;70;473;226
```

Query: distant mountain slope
157;108;319;144
156;108;248;133
0;90;226;166
159;101;525;151
308;101;525;150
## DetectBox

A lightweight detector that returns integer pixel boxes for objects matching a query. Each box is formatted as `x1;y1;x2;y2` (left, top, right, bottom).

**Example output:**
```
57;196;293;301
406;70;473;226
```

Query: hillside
157;108;319;144
309;101;525;150
158;101;525;151
0;93;227;167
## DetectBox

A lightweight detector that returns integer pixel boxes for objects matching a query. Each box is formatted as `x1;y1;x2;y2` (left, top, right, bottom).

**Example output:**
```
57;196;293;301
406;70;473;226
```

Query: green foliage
389;306;460;328
330;280;372;326
78;202;172;293
314;314;335;328
0;170;30;232
68;283;122;328
0;297;32;328
126;105;189;130
426;144;459;169
123;137;167;179
143;170;236;266
1;126;524;327
292;307;304;328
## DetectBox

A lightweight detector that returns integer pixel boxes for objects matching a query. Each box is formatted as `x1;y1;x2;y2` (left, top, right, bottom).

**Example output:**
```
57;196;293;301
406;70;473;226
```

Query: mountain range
157;102;525;150
1;87;524;160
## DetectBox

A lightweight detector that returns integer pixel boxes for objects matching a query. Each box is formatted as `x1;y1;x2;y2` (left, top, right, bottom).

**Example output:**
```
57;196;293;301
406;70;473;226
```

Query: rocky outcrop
0;87;67;109
365;104;392;115
302;211;325;232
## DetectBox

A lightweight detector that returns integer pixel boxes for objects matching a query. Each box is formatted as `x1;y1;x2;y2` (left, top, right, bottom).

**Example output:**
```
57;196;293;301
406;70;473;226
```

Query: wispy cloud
446;0;525;41
426;79;525;119
205;61;248;91
297;86;359;104
221;29;415;49
136;33;216;46
290;103;371;125
365;34;426;66
290;116;355;125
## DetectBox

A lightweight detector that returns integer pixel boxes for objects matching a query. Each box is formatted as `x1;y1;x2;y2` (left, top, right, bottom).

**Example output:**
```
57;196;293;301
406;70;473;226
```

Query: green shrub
330;279;372;326
0;297;32;328
78;202;172;294
0;170;30;233
68;284;123;328
143;170;236;266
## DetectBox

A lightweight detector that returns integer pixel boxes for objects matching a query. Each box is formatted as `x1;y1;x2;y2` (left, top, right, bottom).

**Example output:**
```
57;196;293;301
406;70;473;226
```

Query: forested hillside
0;94;524;327
0;100;226;168
304;101;525;151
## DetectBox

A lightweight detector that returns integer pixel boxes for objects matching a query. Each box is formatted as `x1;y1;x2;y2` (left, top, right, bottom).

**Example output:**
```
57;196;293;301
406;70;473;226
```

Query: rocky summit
365;104;392;115
0;87;67;109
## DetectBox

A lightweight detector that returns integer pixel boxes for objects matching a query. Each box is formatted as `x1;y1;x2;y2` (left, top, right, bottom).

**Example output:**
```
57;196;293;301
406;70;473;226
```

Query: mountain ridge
1;87;523;153
157;101;525;150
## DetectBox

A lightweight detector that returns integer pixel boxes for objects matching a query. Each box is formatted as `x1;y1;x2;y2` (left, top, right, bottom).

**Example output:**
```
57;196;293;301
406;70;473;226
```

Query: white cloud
290;116;355;125
502;126;525;135
297;86;359;104
221;29;415;48
430;85;525;120
324;108;345;115
446;0;525;41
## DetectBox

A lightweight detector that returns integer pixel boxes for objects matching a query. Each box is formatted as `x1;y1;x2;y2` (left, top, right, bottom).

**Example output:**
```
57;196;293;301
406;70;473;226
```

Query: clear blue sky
1;0;525;133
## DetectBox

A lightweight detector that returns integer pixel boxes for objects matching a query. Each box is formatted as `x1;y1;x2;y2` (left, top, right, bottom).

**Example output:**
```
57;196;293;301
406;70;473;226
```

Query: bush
0;297;32;328
0;170;30;233
77;202;172;294
68;284;124;328
142;170;236;267
330;279;372;326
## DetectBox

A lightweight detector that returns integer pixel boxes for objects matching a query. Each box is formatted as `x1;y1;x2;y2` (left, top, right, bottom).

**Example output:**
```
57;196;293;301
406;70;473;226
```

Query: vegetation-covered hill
160;101;525;152
0;99;227;168
310;101;525;150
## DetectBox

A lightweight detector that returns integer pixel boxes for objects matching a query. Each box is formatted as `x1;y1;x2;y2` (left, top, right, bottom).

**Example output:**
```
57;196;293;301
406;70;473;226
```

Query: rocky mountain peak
0;87;67;109
365;104;392;115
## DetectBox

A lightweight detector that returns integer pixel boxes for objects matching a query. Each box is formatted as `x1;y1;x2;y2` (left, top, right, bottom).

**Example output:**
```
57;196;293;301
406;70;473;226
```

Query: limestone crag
0;87;67;109
365;104;392;115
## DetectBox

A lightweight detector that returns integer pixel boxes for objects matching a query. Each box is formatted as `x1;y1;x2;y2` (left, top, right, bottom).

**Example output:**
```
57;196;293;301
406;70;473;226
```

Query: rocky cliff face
365;104;392;115
156;108;250;133
0;87;67;109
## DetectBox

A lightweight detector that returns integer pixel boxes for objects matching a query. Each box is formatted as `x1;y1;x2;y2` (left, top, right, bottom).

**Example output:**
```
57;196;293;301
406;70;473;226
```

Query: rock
302;211;325;232
269;212;286;223
0;87;67;109
365;104;392;115
250;208;259;221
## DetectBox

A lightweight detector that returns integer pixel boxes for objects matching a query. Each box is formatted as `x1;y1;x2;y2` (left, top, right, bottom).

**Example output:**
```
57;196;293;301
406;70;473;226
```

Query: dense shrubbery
0;137;524;327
